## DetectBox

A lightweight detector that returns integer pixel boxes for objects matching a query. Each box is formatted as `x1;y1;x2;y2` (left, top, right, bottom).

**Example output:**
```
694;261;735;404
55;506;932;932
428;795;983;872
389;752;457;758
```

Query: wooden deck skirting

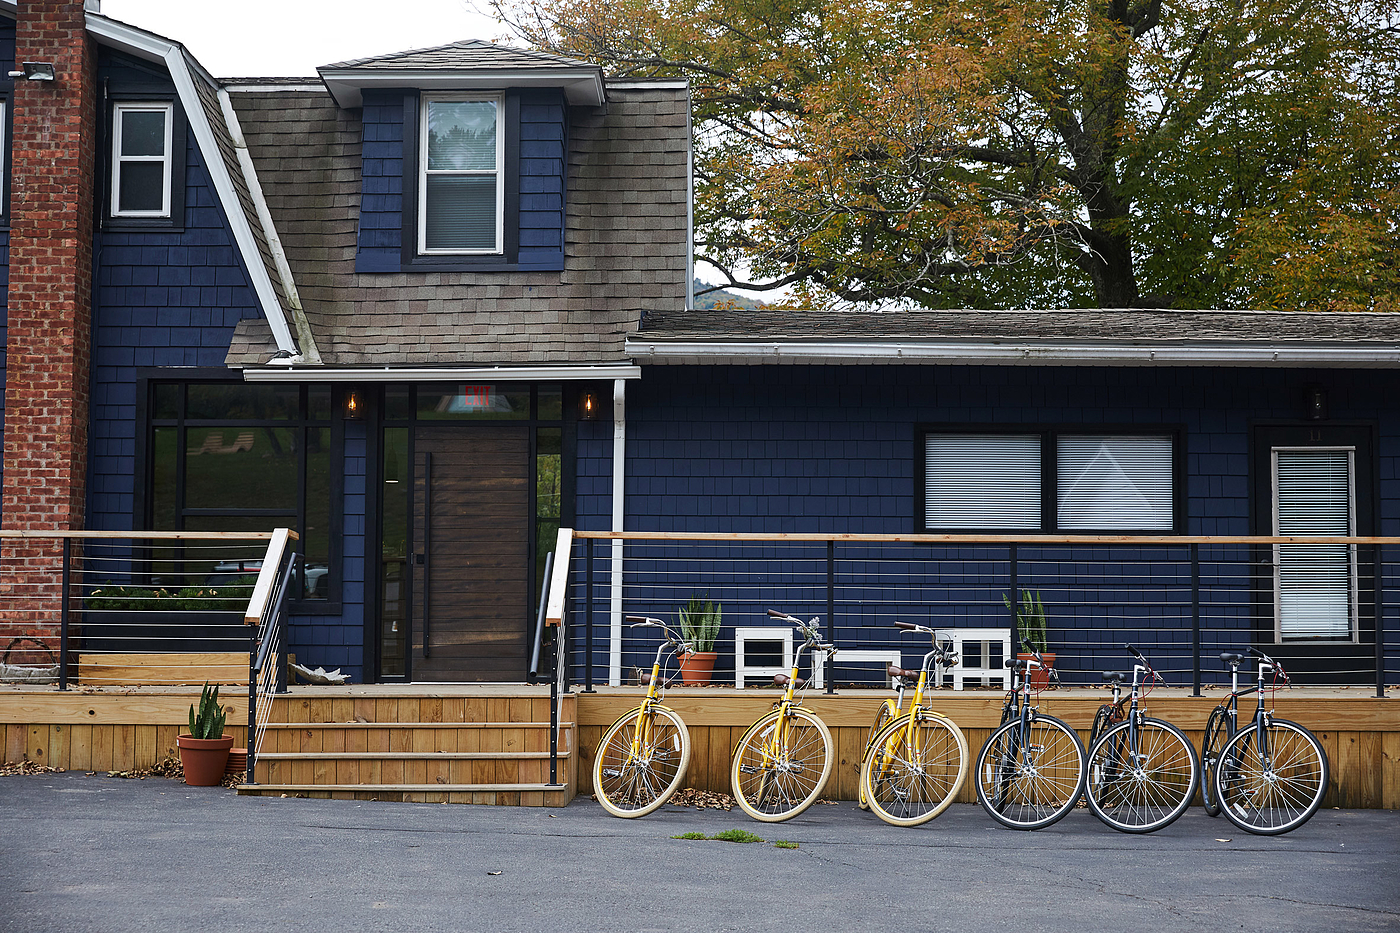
4;686;1394;808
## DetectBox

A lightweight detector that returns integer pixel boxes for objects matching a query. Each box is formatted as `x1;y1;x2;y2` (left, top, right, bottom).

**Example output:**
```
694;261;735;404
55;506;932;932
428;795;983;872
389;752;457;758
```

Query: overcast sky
100;0;506;77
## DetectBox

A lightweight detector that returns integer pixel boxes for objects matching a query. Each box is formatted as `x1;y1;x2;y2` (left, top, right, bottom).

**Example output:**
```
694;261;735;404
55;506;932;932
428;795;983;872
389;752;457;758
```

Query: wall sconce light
1304;385;1328;421
344;388;364;420
8;62;56;81
579;388;600;421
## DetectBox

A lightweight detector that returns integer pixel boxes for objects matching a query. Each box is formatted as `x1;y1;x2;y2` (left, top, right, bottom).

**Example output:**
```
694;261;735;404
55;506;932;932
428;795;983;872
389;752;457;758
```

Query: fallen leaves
0;759;63;776
668;787;735;810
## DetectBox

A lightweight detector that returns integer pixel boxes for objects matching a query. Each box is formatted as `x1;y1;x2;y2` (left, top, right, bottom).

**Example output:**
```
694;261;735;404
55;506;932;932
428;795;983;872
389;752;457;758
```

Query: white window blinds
1057;435;1174;530
925;434;1040;529
1274;448;1354;640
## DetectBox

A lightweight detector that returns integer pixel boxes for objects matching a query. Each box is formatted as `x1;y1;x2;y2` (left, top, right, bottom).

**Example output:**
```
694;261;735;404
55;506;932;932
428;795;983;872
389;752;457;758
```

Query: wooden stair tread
256;751;556;760
239;783;568;793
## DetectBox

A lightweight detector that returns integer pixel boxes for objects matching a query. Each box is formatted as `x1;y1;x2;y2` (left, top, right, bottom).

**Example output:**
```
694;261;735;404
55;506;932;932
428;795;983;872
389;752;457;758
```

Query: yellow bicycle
729;609;837;822
592;616;692;818
859;622;968;826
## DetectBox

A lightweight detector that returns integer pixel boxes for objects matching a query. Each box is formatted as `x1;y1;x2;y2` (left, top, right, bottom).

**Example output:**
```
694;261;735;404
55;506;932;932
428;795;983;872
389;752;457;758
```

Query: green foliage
188;683;227;740
671;831;708;839
677;595;722;654
502;0;1400;311
1004;590;1049;654
708;829;764;843
89;577;257;613
774;840;799;849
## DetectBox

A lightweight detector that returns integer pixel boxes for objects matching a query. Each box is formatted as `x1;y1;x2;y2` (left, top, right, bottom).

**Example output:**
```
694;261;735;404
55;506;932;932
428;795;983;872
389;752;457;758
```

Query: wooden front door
411;426;530;681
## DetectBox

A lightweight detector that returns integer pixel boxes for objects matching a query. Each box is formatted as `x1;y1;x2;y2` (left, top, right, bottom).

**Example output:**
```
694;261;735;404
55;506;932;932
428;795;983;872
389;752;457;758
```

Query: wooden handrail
544;527;573;626
572;531;1400;545
245;528;296;626
0;530;287;541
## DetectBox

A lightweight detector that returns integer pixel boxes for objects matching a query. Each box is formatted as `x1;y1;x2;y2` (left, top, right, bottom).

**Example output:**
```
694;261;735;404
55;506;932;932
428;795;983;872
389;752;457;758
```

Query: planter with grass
176;683;234;786
676;595;721;686
1005;589;1056;690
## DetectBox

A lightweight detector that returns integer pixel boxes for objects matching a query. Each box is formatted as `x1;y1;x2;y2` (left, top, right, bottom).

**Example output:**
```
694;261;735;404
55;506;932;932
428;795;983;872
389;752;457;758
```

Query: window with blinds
1058;435;1174;530
420;95;502;254
1273;447;1356;641
924;434;1041;529
922;430;1177;532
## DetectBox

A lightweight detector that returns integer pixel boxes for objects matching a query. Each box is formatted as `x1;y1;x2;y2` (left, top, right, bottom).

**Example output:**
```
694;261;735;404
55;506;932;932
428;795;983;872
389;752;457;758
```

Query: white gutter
244;364;643;383
625;340;1400;367
85;13;301;359
218;88;321;364
608;378;626;687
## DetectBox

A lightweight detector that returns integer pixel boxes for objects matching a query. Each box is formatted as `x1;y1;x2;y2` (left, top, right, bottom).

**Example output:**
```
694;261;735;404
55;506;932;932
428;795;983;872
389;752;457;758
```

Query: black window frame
134;371;343;613
0;82;12;226
399;89;522;272
916;423;1188;534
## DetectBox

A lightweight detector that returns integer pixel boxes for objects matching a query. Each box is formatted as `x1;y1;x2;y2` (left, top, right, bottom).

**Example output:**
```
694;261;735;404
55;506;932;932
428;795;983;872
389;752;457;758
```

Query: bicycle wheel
975;713;1086;830
730;708;834;822
1086;717;1199;833
593;706;691;818
857;702;895;810
1200;705;1228;817
861;712;968;827
1214;718;1328;835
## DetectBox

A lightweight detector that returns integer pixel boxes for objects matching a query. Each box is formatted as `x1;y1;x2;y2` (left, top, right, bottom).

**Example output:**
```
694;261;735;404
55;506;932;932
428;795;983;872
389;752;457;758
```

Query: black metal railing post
1377;544;1387;699
59;537;71;691
549;626;560;786
1191;543;1201;696
826;540;835;694
247;624;259;784
584;538;595;693
1008;544;1019;651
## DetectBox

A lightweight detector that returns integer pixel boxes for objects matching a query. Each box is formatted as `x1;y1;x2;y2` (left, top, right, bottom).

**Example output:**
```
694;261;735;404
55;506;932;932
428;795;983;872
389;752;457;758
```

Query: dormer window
111;102;173;218
419;94;503;254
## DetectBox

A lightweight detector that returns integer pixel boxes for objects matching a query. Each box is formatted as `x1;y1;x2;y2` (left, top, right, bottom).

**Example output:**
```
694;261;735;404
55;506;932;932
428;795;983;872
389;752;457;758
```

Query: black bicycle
1200;647;1329;835
974;643;1086;830
1083;646;1199;833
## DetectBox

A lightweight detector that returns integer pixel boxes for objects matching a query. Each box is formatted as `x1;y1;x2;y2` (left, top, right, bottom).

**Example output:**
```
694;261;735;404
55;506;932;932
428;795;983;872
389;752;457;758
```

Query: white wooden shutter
925;434;1040;529
1057;435;1174;530
1273;448;1355;641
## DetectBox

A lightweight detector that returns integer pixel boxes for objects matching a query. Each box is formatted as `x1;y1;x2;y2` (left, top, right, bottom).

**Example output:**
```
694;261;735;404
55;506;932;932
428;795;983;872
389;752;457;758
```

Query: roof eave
624;339;1400;368
318;68;607;108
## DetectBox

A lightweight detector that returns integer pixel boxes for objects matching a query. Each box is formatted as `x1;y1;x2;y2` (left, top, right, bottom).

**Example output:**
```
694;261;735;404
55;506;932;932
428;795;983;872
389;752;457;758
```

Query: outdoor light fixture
344;388;364;420
578;388;600;420
1305;385;1328;421
8;62;56;81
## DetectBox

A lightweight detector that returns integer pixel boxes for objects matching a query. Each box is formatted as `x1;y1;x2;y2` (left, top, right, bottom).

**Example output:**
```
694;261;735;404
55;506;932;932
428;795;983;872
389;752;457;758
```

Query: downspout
608;377;626;686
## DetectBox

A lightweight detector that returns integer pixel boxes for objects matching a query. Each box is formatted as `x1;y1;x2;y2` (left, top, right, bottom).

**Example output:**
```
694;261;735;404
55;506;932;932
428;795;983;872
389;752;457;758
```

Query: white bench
810;648;904;689
943;628;1012;690
733;626;794;688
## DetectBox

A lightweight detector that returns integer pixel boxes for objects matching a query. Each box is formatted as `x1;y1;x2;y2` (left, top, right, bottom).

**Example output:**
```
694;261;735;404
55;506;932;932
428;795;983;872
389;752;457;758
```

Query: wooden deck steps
237;692;576;807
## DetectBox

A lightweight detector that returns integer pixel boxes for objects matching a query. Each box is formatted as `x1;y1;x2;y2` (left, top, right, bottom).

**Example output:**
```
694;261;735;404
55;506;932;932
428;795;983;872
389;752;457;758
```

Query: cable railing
566;532;1399;697
245;529;299;786
0;530;305;689
527;528;574;789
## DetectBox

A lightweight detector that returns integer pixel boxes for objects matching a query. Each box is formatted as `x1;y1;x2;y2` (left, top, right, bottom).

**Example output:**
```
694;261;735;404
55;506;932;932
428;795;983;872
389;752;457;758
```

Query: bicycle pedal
601;769;622;778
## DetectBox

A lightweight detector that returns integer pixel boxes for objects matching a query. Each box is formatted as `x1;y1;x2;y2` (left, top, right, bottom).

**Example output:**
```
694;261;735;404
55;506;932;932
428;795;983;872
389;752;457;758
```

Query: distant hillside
693;279;766;311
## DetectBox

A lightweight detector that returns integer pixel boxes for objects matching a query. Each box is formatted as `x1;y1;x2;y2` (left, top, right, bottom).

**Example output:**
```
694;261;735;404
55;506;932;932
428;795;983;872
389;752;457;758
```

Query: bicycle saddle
1101;671;1127;684
888;664;919;680
772;673;807;688
639;670;655;686
1219;652;1243;665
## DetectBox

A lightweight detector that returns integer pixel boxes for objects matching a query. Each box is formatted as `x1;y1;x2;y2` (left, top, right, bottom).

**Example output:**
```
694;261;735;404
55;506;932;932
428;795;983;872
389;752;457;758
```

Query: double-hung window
419;94;503;254
921;429;1179;532
1272;447;1356;641
111;102;174;218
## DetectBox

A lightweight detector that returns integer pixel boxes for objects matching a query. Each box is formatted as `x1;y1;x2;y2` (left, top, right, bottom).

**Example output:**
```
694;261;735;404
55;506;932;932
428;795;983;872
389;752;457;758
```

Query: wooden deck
3;683;1396;808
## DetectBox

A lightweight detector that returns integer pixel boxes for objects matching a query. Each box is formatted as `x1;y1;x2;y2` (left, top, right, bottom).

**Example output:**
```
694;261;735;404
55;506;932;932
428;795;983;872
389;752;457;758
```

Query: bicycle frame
756;623;830;767
621;620;690;763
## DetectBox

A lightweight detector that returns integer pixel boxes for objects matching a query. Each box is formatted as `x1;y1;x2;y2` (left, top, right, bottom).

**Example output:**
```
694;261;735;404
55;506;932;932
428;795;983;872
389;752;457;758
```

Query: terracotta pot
177;734;234;786
1017;652;1057;691
676;650;717;686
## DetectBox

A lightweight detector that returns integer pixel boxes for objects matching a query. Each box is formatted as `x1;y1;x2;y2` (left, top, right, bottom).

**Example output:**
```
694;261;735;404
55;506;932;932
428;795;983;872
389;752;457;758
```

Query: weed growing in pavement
774;840;798;849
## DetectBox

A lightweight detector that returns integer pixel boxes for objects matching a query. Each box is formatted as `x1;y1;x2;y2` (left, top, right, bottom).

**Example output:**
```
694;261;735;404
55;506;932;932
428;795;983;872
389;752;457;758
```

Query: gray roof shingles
227;79;690;367
319;40;596;73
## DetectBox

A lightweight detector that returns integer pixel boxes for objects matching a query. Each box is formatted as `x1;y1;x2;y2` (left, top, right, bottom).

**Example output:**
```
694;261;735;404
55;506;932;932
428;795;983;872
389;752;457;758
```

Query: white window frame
418;92;504;256
110;102;174;219
1271;446;1359;643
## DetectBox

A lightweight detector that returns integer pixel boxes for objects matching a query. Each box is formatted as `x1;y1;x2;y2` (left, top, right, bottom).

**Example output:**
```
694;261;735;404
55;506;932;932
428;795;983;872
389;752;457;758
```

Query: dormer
319;41;606;275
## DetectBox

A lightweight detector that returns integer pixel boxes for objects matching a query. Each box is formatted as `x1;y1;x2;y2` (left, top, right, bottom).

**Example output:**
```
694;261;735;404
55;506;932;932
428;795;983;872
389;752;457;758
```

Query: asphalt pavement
2;771;1397;933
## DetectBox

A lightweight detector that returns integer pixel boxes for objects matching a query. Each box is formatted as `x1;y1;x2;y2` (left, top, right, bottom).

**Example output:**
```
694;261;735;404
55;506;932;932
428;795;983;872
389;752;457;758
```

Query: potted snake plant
1006;590;1056;690
676;595;721;685
176;682;235;785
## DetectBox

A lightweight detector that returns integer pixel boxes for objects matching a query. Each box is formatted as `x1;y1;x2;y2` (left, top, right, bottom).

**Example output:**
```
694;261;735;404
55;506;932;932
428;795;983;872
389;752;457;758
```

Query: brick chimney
1;1;98;658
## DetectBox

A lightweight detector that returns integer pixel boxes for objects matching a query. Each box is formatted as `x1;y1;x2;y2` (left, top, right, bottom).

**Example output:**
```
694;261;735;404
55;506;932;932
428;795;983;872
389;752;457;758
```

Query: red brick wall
2;1;97;660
